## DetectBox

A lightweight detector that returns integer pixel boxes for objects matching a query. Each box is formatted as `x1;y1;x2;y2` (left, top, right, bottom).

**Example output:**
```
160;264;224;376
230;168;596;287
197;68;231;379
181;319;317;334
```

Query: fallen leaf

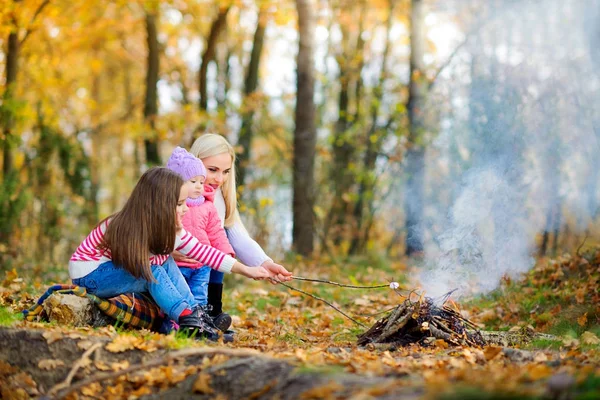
77;340;95;350
527;364;552;380
106;335;143;353
94;361;111;371
483;346;503;361
353;297;370;306
300;381;343;399
575;288;586;304
42;330;63;345
38;359;65;370
111;360;130;371
193;373;214;394
577;313;588;327
581;331;600;345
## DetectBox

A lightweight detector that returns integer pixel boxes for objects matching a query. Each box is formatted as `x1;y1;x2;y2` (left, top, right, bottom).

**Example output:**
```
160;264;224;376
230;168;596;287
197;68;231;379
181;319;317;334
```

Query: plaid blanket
23;284;169;331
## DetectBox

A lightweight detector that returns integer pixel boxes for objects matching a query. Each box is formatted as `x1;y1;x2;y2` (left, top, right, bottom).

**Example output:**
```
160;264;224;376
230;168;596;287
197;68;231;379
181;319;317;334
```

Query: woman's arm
225;212;272;267
226;213;293;282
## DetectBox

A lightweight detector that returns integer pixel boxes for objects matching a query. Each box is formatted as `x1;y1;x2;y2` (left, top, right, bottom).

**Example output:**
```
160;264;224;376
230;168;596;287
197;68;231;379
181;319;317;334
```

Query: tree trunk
404;0;427;256
199;7;230;112
2;30;19;178
349;0;395;255
293;0;317;256
324;22;353;248
144;11;160;165
237;8;267;188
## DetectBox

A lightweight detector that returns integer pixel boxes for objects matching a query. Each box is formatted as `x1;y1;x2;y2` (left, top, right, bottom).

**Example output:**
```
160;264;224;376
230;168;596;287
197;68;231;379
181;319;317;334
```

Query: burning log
357;295;486;347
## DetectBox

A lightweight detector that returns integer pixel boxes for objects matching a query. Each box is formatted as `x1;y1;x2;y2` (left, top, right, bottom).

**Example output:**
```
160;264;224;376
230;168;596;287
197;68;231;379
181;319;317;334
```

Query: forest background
0;0;599;300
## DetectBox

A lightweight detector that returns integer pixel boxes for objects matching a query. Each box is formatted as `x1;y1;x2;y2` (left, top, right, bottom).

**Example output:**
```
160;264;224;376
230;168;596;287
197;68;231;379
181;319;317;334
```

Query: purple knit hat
166;146;206;181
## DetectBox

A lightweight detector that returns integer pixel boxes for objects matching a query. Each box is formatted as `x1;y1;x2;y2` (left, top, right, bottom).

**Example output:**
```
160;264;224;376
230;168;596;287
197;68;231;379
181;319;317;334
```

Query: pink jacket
178;185;235;268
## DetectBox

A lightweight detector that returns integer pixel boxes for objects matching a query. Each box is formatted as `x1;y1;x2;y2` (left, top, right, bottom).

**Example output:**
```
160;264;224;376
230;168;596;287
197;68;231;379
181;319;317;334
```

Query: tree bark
237;8;267;188
144;11;161;165
2;30;19;178
324;21;353;248
404;0;427;256
199;6;230;112
293;0;317;256
350;0;395;254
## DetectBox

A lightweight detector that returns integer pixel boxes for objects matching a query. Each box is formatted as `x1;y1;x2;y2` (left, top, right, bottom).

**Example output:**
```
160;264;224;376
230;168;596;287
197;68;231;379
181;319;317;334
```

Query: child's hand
244;266;270;280
261;260;293;284
172;250;196;264
231;262;270;280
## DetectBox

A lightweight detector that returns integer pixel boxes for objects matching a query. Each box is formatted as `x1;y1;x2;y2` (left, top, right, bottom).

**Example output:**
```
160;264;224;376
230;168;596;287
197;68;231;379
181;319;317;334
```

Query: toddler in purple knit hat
166;147;236;336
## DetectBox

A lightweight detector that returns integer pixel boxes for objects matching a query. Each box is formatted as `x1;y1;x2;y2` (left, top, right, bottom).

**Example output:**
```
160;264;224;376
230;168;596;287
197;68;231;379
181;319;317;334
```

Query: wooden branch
47;342;104;397
428;38;469;90
20;0;51;46
277;281;367;327
375;312;411;343
291;276;389;289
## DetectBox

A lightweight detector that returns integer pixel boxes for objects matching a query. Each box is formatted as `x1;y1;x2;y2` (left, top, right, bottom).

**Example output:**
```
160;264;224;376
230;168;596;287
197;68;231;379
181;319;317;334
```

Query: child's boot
178;306;220;341
207;283;232;331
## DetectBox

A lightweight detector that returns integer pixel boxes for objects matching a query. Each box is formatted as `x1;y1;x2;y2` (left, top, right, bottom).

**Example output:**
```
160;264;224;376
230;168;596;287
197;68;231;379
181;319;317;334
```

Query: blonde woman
181;133;292;330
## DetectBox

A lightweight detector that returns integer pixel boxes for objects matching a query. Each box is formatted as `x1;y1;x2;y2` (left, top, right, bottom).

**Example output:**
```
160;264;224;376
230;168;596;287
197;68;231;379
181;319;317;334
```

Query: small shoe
178;307;220;341
220;329;235;343
212;312;232;332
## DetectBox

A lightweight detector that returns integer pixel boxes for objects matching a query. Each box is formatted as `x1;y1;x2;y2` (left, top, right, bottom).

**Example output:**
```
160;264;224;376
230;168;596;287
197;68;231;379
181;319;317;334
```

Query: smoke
416;0;600;298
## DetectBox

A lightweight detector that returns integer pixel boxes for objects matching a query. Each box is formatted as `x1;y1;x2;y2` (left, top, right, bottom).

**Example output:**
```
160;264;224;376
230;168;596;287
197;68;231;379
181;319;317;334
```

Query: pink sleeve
175;230;234;273
205;204;235;257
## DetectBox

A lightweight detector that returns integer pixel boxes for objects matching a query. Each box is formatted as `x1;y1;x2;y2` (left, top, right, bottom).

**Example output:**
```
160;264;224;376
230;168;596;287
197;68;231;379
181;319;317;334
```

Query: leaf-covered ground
0;250;599;399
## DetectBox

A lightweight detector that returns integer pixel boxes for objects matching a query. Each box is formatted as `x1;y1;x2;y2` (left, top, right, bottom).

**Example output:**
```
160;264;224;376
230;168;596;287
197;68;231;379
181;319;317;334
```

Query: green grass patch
524;338;563;351
575;374;600;400
0;306;22;326
279;332;305;345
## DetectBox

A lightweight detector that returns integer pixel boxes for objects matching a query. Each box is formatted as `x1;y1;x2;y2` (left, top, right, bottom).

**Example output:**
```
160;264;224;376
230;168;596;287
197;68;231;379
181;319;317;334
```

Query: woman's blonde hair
190;133;238;227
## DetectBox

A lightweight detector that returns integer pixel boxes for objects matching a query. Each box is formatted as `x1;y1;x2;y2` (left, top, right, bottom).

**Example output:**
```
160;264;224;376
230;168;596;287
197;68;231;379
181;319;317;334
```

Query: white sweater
213;189;272;267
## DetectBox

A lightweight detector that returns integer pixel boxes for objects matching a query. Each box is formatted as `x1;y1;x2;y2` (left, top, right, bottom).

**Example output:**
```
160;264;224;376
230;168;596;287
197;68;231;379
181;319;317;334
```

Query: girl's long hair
99;167;184;281
190;133;238;227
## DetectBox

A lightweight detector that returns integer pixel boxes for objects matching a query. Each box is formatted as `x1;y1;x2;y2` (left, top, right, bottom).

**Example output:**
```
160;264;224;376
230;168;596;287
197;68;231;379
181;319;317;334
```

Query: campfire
357;293;487;347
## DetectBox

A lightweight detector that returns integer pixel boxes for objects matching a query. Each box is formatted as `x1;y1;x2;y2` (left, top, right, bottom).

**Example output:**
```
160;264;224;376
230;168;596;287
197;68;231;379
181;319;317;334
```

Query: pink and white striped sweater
68;219;235;280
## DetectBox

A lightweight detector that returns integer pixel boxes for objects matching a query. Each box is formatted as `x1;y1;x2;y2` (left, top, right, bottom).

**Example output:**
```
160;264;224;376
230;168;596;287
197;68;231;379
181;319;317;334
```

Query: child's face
187;175;205;199
202;153;232;190
176;185;189;229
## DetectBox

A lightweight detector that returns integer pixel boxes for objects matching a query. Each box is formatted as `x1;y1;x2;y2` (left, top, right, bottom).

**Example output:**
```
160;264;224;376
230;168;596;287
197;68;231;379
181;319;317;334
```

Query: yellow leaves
42;330;64;345
526;364;553;381
483;346;503;361
581;331;600;345
112;360;130;371
193;373;214;394
577;313;588;327
300;381;343;399
105;333;158;353
106;334;143;353
37;359;65;370
575;288;586;304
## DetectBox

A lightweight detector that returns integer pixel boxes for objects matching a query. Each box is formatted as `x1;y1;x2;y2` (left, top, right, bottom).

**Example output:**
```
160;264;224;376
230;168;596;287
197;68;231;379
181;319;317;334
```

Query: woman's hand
262;260;293;284
172;250;196;264
231;262;270;280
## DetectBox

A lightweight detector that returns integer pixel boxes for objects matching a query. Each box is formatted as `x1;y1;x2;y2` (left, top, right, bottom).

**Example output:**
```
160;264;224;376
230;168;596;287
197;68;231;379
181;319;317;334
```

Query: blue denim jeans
209;269;224;284
179;266;210;305
72;256;196;321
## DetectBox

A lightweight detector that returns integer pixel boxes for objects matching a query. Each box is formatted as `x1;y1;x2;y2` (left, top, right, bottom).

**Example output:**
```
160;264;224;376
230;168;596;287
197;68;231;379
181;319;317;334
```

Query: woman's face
201;152;232;190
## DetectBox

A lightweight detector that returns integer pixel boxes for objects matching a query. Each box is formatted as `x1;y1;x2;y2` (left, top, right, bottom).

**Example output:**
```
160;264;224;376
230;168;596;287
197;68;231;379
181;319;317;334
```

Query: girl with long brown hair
69;167;269;339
